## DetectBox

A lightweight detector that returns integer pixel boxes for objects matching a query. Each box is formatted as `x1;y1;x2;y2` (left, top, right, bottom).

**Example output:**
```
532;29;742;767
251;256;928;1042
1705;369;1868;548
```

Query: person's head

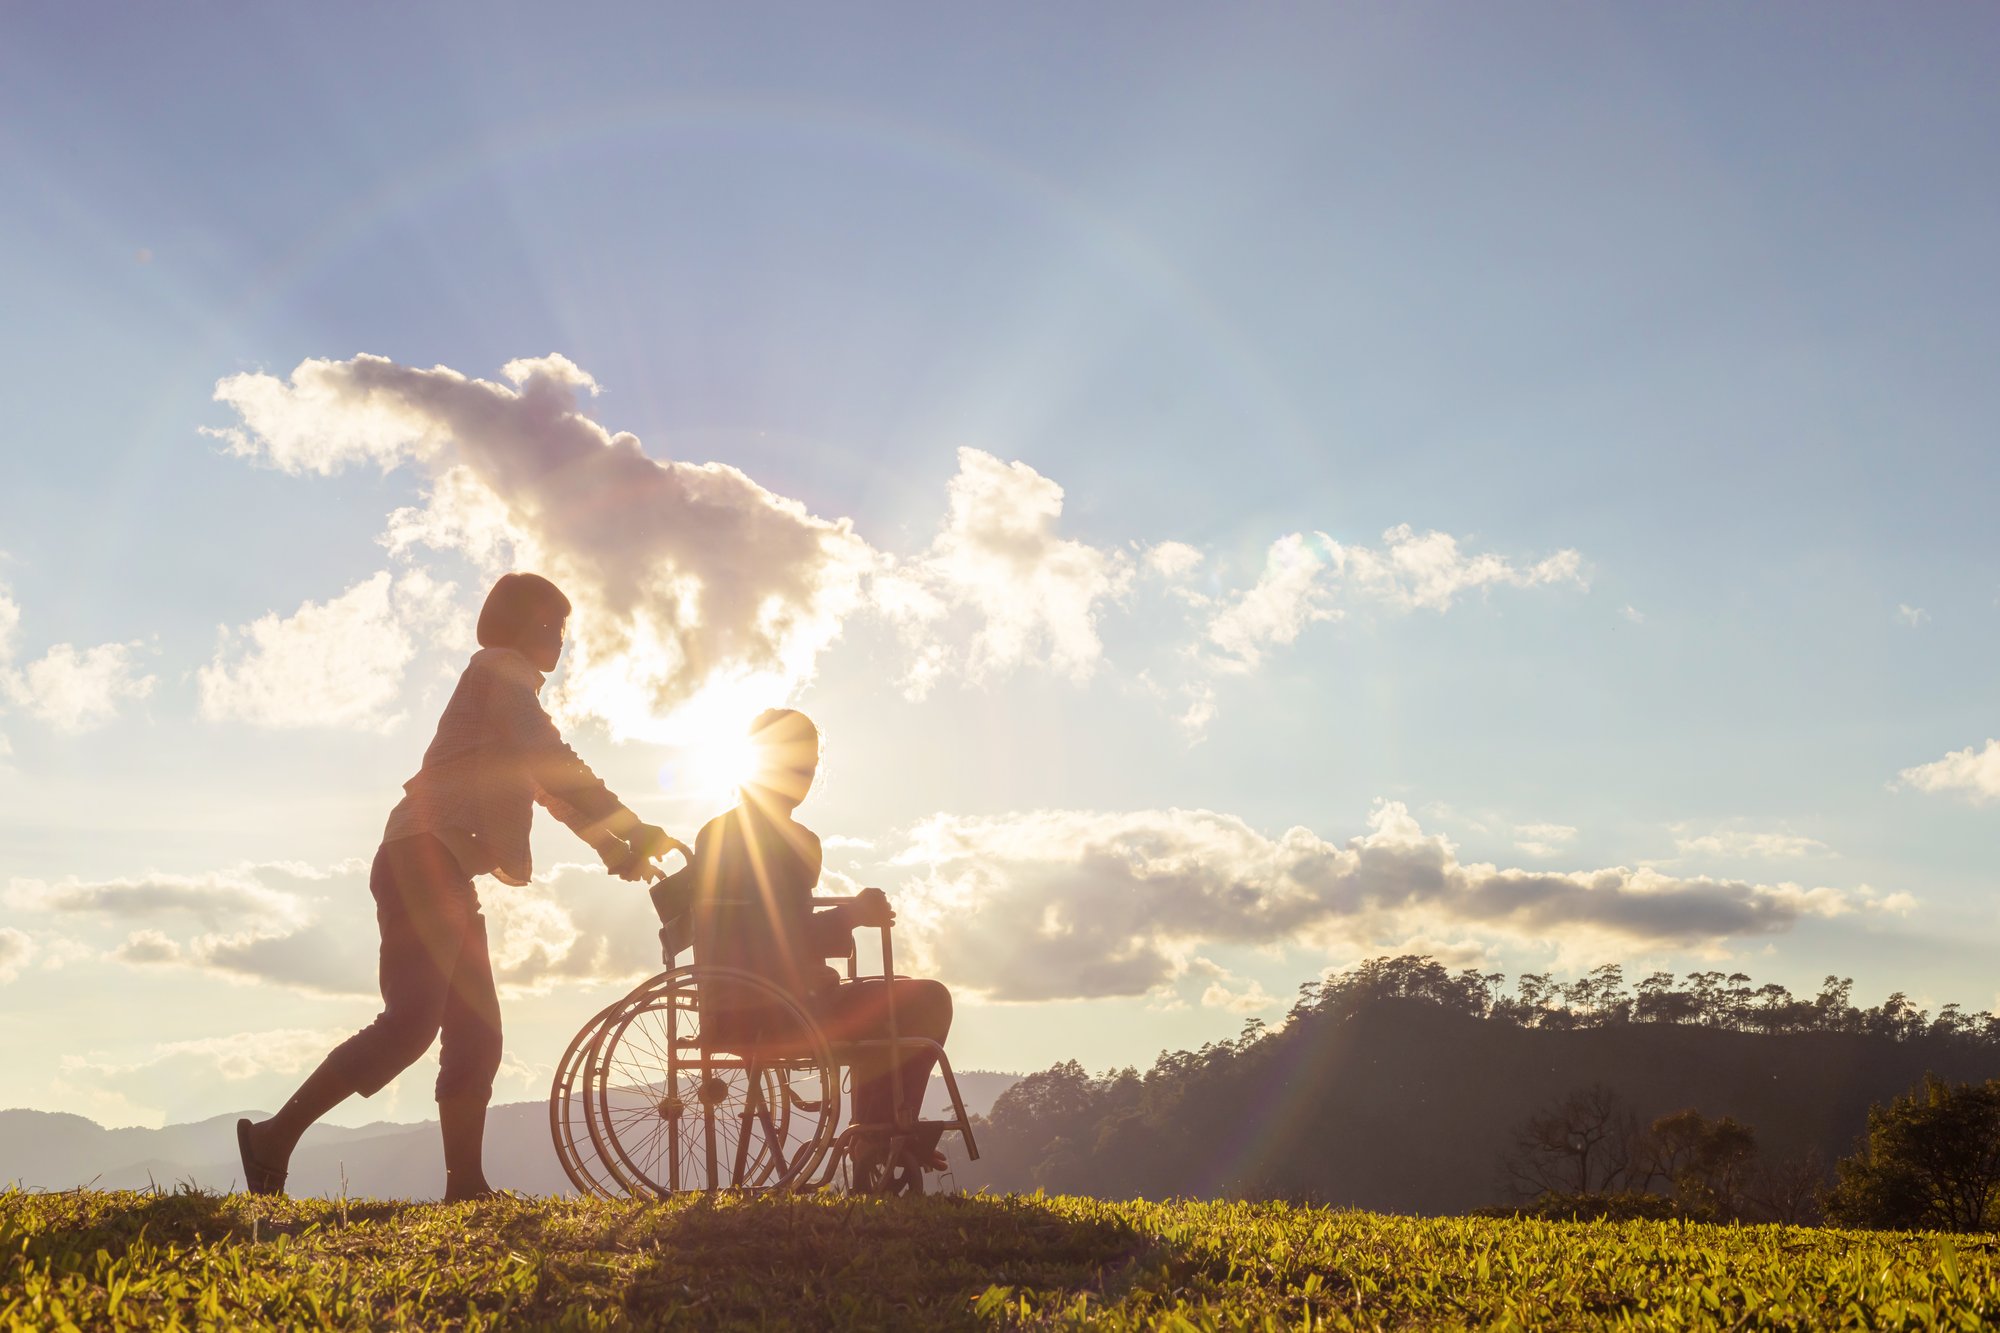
744;708;820;812
477;573;571;673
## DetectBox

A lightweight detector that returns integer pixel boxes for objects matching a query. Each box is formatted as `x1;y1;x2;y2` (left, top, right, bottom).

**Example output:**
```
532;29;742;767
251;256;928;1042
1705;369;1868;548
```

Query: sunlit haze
3;4;1999;1132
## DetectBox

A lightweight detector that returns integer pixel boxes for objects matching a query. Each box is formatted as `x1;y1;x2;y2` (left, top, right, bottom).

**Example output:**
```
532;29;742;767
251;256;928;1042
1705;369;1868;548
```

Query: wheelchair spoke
563;966;841;1198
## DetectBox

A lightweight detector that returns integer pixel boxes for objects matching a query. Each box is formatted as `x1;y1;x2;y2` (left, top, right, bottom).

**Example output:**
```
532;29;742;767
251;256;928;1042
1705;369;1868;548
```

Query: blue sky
3;4;1998;1128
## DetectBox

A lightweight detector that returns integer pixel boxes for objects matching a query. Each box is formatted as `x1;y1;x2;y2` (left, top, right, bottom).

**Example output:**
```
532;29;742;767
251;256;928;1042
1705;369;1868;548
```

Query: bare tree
1504;1084;1643;1198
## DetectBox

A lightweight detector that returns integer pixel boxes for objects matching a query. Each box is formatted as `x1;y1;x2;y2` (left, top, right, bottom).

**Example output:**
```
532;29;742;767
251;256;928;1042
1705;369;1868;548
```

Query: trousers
326;833;502;1104
814;977;954;1127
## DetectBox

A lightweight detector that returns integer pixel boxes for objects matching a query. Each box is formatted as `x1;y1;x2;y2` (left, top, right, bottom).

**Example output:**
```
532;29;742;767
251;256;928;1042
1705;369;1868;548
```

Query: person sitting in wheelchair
689;707;953;1173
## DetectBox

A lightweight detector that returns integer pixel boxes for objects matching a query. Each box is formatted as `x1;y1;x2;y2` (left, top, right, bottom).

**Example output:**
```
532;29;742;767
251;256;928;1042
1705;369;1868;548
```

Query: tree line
954;954;2000;1221
1309;953;1999;1043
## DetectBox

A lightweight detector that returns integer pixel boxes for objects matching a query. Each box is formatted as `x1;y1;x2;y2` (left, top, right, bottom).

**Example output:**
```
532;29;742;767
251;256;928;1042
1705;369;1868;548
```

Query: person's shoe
236;1119;287;1197
906;1121;949;1172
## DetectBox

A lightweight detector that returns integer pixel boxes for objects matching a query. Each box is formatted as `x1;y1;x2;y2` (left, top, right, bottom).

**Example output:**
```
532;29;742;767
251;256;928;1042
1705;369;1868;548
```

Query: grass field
4;1187;1998;1330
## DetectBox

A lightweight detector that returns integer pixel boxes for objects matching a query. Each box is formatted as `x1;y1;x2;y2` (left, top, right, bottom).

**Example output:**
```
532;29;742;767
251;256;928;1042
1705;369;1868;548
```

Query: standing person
691;708;954;1173
237;573;677;1200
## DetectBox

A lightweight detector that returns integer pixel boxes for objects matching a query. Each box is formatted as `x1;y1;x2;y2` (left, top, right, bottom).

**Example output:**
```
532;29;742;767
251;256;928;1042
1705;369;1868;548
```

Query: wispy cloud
8;867;311;931
1896;604;1930;628
1672;827;1829;860
1513;823;1579;858
62;1026;353;1084
1174;526;1586;732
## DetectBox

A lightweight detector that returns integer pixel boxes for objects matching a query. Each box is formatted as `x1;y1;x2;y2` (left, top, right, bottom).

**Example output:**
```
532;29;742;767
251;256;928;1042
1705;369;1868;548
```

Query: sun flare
668;723;762;807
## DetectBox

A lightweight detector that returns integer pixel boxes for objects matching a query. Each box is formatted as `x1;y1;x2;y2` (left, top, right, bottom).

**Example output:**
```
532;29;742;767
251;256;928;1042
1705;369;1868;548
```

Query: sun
676;725;761;806
653;690;771;809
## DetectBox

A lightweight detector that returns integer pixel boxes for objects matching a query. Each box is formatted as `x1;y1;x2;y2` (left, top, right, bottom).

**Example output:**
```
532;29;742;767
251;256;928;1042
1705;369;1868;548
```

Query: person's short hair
476;573;571;650
749;709;821;791
749;708;819;752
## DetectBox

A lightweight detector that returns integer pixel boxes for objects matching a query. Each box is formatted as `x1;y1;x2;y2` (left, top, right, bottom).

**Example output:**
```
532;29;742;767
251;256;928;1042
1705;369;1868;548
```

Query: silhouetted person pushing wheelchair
238;573;679;1200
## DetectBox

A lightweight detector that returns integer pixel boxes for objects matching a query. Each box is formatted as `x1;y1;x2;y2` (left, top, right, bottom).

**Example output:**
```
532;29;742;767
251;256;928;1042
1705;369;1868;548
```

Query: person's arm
535;786;654;879
798;831;897;953
489;665;673;869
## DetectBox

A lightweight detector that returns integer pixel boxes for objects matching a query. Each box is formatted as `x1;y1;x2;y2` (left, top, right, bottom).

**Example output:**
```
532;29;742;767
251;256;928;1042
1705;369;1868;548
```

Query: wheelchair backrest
649;865;697;965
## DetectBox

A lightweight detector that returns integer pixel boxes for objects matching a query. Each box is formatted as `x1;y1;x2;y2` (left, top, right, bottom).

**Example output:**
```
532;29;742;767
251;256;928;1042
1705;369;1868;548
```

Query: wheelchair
549;852;980;1198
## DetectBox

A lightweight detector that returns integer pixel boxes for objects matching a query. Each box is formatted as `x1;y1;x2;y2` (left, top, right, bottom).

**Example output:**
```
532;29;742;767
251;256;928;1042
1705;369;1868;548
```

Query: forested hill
948;957;2000;1214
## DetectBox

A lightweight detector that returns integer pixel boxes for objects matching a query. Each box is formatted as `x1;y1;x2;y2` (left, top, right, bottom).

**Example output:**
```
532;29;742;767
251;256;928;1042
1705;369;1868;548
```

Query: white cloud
1205;533;1339;672
889;800;1861;1002
1513;823;1579;858
213;354;873;741
11;853;658;998
1896;604;1930;628
63;1027;350;1084
1620;605;1645;624
1186;958;1278;1015
1176;525;1586;733
1900;740;2000;804
879;448;1133;695
2;642;155;732
110;929;183;965
1342;524;1585;611
1672;828;1829;860
196;569;457;731
1201;526;1583;672
181;925;375;996
1177;682;1217;740
34;936;95;971
0;926;32;982
208;354;1592;739
1144;541;1205;581
7;867;310;931
0;579;155;732
0;586;19;660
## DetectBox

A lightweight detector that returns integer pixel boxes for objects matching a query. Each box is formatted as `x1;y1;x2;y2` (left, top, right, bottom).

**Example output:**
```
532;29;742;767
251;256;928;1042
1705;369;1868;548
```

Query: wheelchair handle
639;835;694;882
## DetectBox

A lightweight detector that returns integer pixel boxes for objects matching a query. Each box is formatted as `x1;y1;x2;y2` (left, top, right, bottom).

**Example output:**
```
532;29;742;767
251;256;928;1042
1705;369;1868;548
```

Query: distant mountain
925;1069;1022;1122
0;1070;1020;1199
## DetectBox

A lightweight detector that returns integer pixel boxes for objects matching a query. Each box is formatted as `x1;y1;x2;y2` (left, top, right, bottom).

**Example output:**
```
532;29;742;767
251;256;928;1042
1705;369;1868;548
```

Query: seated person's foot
443;1179;498;1202
236;1119;288;1196
905;1120;949;1172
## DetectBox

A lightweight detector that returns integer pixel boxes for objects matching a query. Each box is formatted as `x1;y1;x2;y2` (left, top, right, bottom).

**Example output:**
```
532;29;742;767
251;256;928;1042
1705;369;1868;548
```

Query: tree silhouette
1642;1109;1757;1217
1504;1084;1642;1198
1825;1073;2000;1232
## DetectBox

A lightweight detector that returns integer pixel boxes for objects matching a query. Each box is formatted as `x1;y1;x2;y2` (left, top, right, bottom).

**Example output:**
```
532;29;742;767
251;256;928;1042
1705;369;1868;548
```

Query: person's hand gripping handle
601;823;691;882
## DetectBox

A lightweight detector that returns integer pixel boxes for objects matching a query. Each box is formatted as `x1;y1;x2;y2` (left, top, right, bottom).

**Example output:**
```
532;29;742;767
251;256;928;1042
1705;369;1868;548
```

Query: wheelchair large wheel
550;973;680;1197
586;966;841;1195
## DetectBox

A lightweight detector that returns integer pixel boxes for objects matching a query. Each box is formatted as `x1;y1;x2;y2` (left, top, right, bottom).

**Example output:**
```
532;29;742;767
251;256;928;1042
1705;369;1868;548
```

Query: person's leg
436;896;502;1201
241;837;465;1193
819;978;954;1128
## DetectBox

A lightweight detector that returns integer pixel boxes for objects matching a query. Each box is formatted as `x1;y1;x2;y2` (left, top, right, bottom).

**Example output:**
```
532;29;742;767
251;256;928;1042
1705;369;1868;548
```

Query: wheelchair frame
550;893;980;1198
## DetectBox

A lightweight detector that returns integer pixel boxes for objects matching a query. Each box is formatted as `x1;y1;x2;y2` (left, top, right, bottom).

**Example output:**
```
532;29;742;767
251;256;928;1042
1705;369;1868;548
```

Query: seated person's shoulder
694;811;730;850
